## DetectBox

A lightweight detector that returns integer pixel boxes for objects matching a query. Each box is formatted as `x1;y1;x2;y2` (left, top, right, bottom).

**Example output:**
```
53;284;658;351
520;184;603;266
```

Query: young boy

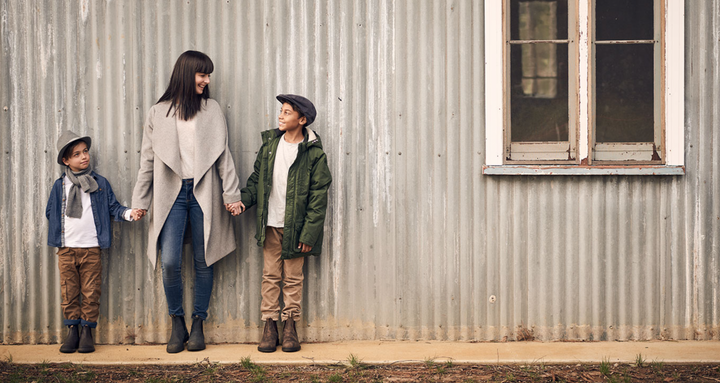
46;130;139;353
238;94;332;353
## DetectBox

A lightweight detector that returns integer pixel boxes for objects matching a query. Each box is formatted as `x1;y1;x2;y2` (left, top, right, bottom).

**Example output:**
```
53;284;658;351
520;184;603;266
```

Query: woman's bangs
195;55;214;74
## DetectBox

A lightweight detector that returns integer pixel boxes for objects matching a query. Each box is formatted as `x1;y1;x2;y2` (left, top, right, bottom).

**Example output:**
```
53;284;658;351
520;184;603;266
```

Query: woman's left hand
225;201;245;216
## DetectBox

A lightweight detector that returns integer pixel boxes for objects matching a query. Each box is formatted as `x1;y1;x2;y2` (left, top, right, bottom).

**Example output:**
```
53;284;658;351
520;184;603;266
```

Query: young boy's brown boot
59;325;80;353
77;325;95;353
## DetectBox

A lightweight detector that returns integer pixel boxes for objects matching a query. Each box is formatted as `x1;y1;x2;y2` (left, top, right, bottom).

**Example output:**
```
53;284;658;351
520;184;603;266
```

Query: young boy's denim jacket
46;171;130;249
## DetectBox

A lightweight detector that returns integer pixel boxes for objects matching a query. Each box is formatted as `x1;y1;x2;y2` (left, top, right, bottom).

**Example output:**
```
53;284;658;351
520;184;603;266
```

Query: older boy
238;94;332;352
46;130;139;353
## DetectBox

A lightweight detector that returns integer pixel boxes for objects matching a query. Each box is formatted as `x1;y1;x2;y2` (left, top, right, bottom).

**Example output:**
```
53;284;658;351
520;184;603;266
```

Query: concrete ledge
1;341;719;365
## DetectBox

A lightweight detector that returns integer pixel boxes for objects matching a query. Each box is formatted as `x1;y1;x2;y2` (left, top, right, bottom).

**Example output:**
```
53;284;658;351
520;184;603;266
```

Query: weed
347;353;364;369
600;357;611;377
635;353;645;367
241;356;268;383
310;375;322;383
3;353;13;364
650;359;664;372
423;357;436;368
462;380;478;383
608;374;632;383
506;372;516;382
327;372;343;383
127;368;141;377
445;359;454;368
202;361;220;376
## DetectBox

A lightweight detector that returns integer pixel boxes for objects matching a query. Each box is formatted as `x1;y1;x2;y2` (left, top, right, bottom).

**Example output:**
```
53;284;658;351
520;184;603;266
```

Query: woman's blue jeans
158;179;213;320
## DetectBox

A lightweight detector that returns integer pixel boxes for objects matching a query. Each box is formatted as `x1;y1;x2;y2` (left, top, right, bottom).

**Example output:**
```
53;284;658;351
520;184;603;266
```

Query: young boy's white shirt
62;175;99;247
266;134;299;228
62;174;133;247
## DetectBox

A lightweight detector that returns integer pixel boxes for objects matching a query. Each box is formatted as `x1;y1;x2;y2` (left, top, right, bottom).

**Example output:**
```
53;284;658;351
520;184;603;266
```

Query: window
484;0;684;175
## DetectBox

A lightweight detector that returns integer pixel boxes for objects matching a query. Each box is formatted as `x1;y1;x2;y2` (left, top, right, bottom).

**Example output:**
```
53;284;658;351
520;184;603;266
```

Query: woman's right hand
132;209;147;221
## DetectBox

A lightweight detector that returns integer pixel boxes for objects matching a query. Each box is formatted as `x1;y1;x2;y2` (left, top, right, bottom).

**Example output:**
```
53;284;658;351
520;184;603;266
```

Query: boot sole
281;346;301;352
257;346;278;353
187;344;206;351
59;348;77;353
166;346;185;353
77;348;95;353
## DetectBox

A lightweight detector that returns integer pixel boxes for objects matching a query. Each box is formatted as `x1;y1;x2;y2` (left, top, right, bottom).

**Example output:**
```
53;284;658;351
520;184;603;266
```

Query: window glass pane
595;44;654;143
510;43;569;142
596;0;654;41
511;0;568;41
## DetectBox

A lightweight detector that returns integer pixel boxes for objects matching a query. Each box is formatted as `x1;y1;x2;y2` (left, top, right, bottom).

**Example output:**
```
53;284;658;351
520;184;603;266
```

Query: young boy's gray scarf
65;165;99;218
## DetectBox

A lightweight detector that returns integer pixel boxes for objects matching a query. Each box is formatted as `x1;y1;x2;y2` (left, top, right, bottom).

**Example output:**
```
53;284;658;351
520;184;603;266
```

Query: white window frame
484;0;685;175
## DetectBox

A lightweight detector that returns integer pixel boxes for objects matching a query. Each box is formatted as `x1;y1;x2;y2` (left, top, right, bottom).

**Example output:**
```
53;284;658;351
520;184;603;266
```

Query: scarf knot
65;165;99;219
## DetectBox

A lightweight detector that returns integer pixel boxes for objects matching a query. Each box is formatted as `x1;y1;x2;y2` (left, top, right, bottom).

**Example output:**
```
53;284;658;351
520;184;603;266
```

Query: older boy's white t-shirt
63;175;99;248
267;134;299;228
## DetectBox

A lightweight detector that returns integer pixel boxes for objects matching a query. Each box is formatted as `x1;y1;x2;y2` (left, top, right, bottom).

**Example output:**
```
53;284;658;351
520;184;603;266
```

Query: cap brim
57;136;92;165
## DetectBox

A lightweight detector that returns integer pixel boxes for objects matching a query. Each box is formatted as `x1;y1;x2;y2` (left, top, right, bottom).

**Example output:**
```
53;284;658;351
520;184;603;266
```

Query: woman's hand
225;201;246;216
132;209;147;221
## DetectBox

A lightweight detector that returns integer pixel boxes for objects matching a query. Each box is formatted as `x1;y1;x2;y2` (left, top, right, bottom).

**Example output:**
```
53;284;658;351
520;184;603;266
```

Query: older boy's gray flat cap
56;130;92;165
276;94;317;127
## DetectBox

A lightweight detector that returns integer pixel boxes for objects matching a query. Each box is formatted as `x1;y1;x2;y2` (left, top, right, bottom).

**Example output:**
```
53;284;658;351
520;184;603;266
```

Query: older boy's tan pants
57;247;102;323
261;227;305;322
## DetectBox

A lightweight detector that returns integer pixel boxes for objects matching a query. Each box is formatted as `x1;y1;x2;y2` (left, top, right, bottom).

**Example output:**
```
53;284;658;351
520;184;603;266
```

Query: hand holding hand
225;201;246;216
132;209;147;221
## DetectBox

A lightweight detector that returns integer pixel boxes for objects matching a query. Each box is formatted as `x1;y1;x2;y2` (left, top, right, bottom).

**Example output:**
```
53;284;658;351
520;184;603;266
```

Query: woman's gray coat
132;99;241;267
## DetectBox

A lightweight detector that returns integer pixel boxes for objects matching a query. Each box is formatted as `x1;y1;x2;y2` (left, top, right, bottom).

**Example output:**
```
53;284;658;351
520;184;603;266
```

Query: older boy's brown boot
281;319;300;352
257;319;279;353
59;325;80;353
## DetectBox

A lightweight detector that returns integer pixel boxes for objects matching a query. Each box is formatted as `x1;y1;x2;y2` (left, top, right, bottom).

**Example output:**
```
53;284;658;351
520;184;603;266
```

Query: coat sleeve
240;146;263;209
45;182;57;220
298;152;332;247
131;107;156;210
216;113;242;204
105;180;131;222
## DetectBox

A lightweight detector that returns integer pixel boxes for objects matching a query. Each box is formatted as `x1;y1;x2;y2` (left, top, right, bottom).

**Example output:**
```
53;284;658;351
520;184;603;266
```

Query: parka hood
262;128;324;151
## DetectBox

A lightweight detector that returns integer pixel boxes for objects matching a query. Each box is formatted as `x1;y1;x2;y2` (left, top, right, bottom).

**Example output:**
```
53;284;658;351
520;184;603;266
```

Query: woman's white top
176;115;196;179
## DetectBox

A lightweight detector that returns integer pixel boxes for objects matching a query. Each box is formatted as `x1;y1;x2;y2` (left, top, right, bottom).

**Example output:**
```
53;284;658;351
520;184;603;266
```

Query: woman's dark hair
157;50;214;120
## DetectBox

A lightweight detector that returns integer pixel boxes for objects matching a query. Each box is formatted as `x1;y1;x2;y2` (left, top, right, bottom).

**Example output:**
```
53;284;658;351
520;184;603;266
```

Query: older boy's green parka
241;128;332;259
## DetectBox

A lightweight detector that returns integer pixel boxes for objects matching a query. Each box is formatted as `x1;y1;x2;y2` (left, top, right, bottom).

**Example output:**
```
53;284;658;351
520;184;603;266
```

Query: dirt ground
2;358;720;383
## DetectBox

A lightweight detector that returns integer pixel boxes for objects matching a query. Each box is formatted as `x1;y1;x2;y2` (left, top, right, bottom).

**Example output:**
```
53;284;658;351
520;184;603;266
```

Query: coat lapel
152;103;183;177
194;100;226;181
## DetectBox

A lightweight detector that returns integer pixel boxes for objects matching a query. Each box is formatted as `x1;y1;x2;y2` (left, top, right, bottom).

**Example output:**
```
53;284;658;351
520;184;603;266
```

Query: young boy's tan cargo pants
57;247;102;324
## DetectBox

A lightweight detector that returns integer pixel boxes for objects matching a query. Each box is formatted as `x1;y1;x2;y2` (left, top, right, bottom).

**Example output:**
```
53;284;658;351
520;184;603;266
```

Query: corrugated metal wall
0;0;718;345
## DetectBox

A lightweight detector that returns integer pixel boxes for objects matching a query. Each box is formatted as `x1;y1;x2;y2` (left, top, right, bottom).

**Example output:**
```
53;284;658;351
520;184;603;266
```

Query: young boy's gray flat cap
56;130;92;165
276;94;317;127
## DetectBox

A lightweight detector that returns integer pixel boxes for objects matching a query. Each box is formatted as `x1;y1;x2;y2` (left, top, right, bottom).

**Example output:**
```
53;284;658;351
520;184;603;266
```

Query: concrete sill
483;165;685;176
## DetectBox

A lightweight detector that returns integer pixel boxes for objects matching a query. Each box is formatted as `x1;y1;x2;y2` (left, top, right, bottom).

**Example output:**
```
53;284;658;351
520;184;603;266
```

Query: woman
132;50;244;353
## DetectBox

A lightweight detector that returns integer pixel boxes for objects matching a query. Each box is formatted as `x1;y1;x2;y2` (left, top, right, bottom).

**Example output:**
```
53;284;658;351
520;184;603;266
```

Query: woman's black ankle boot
166;315;189;353
187;316;206;351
